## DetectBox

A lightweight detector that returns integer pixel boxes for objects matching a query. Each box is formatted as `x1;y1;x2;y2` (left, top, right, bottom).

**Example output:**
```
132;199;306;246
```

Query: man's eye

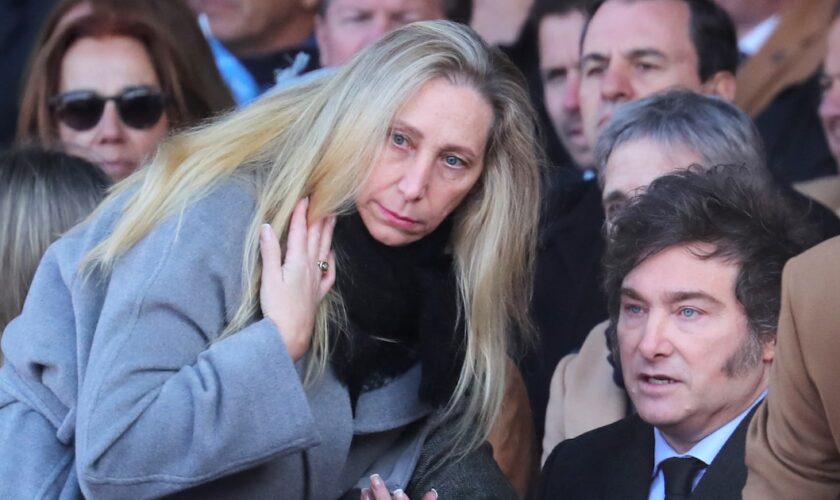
624;304;643;315
679;307;699;318
339;12;371;24
584;66;604;78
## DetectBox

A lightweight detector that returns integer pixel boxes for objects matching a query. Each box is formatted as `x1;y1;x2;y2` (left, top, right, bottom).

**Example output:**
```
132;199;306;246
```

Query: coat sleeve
72;190;320;498
744;239;840;499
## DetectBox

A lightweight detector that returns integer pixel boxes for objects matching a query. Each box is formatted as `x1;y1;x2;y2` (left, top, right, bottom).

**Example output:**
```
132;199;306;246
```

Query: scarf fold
330;212;466;411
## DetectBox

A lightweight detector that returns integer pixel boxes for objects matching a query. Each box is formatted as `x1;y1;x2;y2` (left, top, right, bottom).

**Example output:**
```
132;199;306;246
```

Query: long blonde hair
85;20;541;456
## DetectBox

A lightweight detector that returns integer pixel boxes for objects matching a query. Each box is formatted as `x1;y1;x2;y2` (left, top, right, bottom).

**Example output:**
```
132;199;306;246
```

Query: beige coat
744;236;840;499
541;320;627;465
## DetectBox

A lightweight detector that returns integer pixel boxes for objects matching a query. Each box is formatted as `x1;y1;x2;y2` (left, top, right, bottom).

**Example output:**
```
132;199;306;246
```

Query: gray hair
595;89;767;185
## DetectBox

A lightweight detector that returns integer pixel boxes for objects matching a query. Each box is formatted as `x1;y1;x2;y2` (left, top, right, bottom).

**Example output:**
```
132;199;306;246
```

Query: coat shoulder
539;416;648;498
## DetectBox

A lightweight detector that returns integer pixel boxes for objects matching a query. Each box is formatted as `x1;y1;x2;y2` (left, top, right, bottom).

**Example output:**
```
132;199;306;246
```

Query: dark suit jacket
539;410;757;500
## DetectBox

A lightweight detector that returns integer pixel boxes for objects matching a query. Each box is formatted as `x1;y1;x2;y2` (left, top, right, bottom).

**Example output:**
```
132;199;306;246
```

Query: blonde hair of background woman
84;20;541;457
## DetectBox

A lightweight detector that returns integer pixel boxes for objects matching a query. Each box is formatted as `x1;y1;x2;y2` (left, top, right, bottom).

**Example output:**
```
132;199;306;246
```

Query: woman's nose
95;101;126;142
397;157;432;200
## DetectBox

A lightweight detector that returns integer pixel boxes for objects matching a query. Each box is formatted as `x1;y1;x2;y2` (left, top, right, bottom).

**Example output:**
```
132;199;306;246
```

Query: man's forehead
328;0;441;13
621;243;739;299
538;12;586;63
583;0;694;55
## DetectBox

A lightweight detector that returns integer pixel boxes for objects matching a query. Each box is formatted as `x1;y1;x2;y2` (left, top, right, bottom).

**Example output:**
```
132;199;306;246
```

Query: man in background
189;0;320;103
718;0;838;183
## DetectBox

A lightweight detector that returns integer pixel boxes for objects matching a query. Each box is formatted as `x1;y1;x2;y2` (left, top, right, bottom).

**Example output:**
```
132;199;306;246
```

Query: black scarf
330;212;466;411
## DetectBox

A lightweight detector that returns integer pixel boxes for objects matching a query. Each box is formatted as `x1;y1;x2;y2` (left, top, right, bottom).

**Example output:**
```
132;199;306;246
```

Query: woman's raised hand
360;474;438;500
259;198;336;361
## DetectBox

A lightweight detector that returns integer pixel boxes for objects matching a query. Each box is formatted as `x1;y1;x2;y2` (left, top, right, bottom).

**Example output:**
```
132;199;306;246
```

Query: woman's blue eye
445;155;462;167
392;132;407;146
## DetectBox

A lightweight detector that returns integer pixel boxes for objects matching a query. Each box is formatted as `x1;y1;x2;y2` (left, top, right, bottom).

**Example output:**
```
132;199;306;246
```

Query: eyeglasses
49;86;168;131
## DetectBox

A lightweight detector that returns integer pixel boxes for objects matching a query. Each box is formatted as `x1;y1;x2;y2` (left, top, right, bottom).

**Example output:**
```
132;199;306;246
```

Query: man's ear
702;70;737;102
762;336;776;363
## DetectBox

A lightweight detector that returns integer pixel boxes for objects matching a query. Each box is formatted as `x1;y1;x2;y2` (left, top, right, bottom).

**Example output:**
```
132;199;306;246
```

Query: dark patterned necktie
660;456;706;500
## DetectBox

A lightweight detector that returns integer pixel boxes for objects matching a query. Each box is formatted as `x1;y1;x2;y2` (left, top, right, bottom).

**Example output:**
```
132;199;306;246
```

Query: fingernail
261;224;271;238
361;488;371;500
431;488;439;498
393;489;406;499
370;474;383;489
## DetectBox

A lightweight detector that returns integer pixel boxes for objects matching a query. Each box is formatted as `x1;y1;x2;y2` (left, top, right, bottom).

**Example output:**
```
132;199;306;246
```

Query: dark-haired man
536;0;594;173
579;0;738;147
539;166;814;499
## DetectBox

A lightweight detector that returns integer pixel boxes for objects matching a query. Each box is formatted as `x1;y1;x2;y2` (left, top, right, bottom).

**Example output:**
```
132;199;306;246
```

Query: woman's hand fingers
259;223;283;282
319;215;337;261
363;475;426;500
318;250;336;300
258;198;336;362
368;475;395;500
284;197;309;264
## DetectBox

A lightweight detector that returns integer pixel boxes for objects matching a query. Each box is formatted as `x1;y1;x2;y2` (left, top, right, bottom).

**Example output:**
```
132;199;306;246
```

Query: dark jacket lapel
604;415;655;500
691;405;759;500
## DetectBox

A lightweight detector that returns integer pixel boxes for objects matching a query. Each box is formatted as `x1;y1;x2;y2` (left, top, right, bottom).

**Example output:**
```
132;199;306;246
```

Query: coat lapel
604;415;655;500
691;406;758;500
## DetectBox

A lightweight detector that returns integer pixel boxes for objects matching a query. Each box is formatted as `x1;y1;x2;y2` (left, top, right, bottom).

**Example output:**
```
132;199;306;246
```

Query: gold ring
317;260;329;273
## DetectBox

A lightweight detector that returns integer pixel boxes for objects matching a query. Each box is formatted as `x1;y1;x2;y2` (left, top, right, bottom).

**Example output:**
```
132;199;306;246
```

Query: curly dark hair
602;166;818;362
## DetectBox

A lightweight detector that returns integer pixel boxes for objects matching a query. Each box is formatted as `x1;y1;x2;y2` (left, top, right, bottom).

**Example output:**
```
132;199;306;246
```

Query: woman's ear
701;71;737;102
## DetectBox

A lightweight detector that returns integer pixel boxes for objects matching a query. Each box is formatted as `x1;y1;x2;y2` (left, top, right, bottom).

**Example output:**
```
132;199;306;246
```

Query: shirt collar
652;390;767;477
739;16;780;56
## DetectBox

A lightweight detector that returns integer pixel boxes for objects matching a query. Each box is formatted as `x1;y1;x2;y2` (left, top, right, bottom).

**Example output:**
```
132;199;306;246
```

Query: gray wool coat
0;177;514;499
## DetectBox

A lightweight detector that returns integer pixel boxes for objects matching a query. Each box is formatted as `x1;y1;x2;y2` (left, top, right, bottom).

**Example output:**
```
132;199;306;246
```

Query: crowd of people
2;0;840;498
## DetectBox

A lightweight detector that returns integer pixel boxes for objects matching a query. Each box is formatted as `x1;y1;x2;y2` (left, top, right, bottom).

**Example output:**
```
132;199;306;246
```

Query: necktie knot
660;456;706;499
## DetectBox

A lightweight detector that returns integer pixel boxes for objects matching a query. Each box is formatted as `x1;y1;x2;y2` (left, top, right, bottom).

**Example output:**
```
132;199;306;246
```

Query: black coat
523;169;607;448
538;409;757;500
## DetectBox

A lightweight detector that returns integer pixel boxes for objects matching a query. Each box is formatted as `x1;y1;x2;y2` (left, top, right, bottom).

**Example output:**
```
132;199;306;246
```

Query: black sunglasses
49;86;168;131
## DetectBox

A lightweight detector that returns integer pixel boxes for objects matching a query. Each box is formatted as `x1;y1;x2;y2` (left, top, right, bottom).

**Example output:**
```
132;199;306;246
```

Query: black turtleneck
330;212;466;411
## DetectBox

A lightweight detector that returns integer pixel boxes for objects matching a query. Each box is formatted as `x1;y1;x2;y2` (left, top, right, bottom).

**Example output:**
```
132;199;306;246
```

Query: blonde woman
0;21;540;499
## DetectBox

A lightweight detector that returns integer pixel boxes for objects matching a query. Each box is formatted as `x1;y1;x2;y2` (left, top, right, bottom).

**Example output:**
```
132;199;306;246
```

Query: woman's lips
376;202;419;229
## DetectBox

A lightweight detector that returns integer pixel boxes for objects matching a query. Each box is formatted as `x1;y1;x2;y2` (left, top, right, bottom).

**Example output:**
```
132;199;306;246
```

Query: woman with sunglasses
0;21;539;499
16;4;233;181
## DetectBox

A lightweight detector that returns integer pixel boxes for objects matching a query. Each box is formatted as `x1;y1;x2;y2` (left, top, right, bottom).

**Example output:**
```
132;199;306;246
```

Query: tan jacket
541;320;627;465
744;236;840;499
490;359;536;498
736;0;835;117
